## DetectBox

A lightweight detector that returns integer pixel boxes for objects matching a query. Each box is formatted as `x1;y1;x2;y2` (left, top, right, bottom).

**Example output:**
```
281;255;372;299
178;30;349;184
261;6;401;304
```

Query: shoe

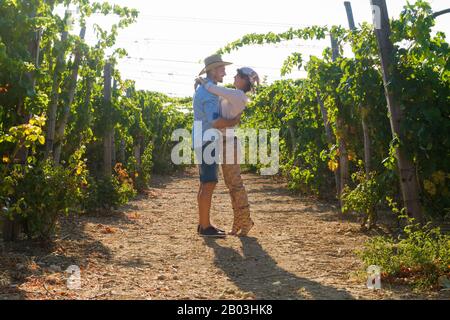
214;226;226;233
198;225;226;238
197;224;225;234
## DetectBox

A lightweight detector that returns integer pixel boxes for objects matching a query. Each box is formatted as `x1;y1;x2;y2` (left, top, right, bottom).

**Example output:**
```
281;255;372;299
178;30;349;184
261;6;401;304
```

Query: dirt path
0;167;447;300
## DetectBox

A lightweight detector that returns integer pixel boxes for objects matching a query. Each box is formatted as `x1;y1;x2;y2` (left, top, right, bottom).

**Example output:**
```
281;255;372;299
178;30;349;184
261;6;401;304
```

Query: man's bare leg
198;182;217;229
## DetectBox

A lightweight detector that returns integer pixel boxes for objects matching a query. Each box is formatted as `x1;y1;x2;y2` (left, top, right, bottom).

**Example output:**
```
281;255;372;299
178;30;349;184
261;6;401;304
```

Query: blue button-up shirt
192;78;220;149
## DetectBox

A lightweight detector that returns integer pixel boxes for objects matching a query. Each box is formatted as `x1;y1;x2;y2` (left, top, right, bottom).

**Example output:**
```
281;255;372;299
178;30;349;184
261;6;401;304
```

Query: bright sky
74;0;450;97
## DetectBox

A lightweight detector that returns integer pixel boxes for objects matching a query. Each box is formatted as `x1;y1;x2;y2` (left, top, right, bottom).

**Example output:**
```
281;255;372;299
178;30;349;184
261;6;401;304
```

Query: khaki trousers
221;137;253;235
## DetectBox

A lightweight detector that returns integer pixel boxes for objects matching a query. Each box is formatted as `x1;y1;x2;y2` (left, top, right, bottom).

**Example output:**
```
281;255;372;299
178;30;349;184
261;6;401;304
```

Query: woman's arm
196;77;247;109
204;82;247;110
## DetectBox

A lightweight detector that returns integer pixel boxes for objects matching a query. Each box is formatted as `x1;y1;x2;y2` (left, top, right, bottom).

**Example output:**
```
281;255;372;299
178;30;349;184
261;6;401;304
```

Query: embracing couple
193;54;259;238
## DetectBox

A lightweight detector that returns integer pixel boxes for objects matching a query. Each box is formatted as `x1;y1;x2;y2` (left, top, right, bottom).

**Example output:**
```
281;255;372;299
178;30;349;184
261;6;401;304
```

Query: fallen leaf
101;226;117;234
128;212;141;219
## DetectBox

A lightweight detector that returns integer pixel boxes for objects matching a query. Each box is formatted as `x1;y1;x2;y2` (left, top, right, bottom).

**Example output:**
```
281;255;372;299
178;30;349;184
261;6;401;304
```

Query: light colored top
203;83;248;159
204;82;248;120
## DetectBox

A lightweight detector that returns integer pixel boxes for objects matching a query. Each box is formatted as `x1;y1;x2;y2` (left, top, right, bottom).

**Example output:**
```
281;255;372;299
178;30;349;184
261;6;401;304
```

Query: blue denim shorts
198;142;218;183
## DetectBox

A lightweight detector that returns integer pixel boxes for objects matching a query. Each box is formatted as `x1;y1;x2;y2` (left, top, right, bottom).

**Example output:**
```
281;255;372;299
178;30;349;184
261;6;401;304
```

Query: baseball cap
237;67;260;87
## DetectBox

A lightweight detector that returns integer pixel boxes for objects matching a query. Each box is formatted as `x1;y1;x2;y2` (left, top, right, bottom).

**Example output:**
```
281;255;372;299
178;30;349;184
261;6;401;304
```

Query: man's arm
203;90;242;129
212;114;241;129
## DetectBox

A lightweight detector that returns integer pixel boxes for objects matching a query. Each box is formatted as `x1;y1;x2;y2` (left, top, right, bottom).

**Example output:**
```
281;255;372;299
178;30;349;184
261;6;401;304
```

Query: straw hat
199;54;232;76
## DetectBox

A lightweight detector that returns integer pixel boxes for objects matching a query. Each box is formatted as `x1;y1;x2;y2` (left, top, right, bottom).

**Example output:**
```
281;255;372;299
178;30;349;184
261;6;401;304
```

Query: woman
195;67;259;236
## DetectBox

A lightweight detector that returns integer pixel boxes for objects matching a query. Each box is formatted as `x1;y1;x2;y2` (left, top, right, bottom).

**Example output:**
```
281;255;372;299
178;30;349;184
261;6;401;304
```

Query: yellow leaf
328;160;339;172
38;135;45;145
2;155;10;163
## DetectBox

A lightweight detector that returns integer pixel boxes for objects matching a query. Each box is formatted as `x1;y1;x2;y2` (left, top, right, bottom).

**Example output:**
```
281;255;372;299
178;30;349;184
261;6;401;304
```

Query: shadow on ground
204;237;354;300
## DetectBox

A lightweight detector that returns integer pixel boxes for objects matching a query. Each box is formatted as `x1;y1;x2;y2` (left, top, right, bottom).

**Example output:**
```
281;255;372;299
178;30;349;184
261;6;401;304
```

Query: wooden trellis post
370;0;424;223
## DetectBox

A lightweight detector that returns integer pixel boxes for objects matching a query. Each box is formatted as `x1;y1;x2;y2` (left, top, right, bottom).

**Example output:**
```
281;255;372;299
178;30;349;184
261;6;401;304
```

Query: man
193;54;241;238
